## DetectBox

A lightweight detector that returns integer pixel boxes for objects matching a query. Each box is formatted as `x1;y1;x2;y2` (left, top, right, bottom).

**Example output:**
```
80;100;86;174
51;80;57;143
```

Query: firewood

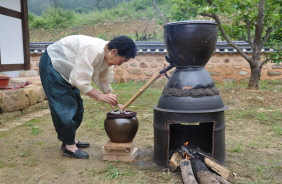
169;152;183;171
195;152;236;182
197;171;220;184
179;159;198;184
191;158;226;184
213;174;231;184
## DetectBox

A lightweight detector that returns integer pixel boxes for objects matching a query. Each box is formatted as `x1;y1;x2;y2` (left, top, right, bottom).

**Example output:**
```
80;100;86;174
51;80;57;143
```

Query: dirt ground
0;83;281;184
29;20;161;42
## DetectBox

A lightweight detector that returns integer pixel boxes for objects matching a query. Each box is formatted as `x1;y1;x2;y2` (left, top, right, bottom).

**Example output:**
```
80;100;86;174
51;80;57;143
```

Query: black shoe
61;141;90;150
62;149;89;159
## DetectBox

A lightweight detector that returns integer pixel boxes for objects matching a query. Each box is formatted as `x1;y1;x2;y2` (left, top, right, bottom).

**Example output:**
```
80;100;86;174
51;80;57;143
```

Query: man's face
106;49;129;66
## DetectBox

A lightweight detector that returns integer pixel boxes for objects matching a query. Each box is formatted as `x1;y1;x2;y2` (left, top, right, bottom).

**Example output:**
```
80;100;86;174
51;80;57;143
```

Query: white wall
0;0;24;77
0;15;24;65
0;0;21;12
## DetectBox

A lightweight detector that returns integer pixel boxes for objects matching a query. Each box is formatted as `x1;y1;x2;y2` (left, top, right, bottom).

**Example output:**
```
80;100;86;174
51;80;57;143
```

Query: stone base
102;141;138;162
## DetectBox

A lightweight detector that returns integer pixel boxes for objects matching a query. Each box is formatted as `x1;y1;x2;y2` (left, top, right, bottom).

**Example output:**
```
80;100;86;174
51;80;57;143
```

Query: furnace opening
168;122;214;159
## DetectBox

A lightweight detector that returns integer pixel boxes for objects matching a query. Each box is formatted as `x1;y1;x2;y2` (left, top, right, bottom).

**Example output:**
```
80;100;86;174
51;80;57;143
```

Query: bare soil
29;20;161;42
0;83;281;184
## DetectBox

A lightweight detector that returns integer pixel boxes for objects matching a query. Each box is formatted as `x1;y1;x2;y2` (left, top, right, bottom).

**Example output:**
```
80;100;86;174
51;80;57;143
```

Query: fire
183;142;190;159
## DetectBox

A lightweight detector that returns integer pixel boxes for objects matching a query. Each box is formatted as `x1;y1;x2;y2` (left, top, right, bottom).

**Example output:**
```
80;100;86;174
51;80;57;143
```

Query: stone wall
0;84;48;121
30;53;282;84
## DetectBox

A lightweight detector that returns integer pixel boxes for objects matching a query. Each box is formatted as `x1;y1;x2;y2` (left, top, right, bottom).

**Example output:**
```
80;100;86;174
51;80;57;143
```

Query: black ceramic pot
164;20;217;66
104;111;139;143
156;20;226;112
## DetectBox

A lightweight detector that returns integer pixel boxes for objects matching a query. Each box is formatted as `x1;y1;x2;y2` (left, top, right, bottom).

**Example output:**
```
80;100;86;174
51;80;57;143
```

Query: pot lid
164;20;217;27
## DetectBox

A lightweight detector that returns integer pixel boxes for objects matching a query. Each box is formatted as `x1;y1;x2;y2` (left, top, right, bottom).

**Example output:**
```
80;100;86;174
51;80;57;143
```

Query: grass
227;142;244;153
260;80;282;92
0;80;281;183
26;119;44;135
216;79;282;92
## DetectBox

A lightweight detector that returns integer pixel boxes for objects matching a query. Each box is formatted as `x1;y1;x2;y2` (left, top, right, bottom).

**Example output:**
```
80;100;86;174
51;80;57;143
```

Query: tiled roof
30;41;274;55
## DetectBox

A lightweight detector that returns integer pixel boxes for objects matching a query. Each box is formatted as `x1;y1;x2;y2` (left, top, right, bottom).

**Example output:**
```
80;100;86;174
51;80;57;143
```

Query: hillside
27;0;172;42
29;20;163;42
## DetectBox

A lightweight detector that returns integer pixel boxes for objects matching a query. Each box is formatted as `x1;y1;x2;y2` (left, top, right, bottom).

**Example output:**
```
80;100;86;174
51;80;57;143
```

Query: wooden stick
120;72;161;111
180;159;198;184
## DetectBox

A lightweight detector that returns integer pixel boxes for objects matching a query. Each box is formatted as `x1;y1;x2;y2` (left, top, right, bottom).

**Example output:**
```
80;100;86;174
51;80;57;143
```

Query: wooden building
0;0;30;77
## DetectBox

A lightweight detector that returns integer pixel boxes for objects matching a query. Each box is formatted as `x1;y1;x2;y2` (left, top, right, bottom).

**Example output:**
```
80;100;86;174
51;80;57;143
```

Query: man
39;35;137;159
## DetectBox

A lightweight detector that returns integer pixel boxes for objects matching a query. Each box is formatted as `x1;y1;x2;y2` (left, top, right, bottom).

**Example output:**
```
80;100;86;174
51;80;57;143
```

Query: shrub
30;17;48;29
30;7;75;30
28;13;36;22
132;0;152;11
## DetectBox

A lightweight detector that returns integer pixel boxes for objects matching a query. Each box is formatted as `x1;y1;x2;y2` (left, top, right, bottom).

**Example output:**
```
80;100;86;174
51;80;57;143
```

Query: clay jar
104;110;139;143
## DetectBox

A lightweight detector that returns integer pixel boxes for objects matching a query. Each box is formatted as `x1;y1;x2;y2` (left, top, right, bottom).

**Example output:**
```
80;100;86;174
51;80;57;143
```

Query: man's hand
97;93;118;108
86;89;119;108
117;104;124;109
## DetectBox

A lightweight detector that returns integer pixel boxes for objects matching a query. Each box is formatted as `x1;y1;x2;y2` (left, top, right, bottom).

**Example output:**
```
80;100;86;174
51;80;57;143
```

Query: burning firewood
194;152;236;182
169;151;198;184
169;143;235;184
169;143;198;183
169;151;183;171
191;158;230;184
179;145;235;182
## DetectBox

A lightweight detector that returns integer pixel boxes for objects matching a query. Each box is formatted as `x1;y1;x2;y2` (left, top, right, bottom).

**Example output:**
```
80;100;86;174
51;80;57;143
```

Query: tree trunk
247;65;262;89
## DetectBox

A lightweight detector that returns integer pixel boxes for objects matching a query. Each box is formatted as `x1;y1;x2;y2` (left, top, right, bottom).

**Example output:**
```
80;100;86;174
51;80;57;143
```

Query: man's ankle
65;144;78;152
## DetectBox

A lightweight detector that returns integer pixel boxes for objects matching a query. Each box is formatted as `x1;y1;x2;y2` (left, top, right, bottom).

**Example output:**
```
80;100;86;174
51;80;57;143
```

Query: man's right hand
97;93;118;108
86;89;118;108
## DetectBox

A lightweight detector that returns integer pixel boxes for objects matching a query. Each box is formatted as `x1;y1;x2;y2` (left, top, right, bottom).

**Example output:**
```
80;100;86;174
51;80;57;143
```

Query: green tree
170;0;281;89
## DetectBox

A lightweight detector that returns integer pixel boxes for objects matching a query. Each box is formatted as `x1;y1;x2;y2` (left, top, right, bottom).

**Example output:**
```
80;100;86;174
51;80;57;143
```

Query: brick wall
30;53;282;84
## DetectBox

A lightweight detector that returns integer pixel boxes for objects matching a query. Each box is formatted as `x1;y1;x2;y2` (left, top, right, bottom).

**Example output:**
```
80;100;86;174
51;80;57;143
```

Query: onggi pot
104;110;139;143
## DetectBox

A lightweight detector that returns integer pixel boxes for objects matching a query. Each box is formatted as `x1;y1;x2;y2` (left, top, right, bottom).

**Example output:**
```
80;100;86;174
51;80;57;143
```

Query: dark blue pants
39;51;84;145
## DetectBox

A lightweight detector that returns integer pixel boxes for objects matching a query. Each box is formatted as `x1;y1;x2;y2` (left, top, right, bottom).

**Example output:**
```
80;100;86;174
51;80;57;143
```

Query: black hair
108;35;137;58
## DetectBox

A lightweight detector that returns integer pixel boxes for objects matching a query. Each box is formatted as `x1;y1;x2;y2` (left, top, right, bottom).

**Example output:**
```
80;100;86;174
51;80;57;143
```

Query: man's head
105;35;137;66
108;35;137;58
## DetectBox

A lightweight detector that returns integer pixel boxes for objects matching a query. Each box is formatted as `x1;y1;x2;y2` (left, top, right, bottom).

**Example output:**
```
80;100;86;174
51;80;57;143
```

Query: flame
183;142;190;159
184;152;190;159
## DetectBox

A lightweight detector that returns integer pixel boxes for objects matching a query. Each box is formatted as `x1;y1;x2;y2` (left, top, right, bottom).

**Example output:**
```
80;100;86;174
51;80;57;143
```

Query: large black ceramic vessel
164;20;217;67
157;20;226;112
153;20;228;166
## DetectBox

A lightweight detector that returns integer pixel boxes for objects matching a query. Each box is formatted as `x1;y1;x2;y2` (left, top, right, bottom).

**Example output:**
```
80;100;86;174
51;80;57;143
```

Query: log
169;152;183;171
195;152;236;182
179;159;198;184
214;174;231;184
197;171;220;184
191;158;229;184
